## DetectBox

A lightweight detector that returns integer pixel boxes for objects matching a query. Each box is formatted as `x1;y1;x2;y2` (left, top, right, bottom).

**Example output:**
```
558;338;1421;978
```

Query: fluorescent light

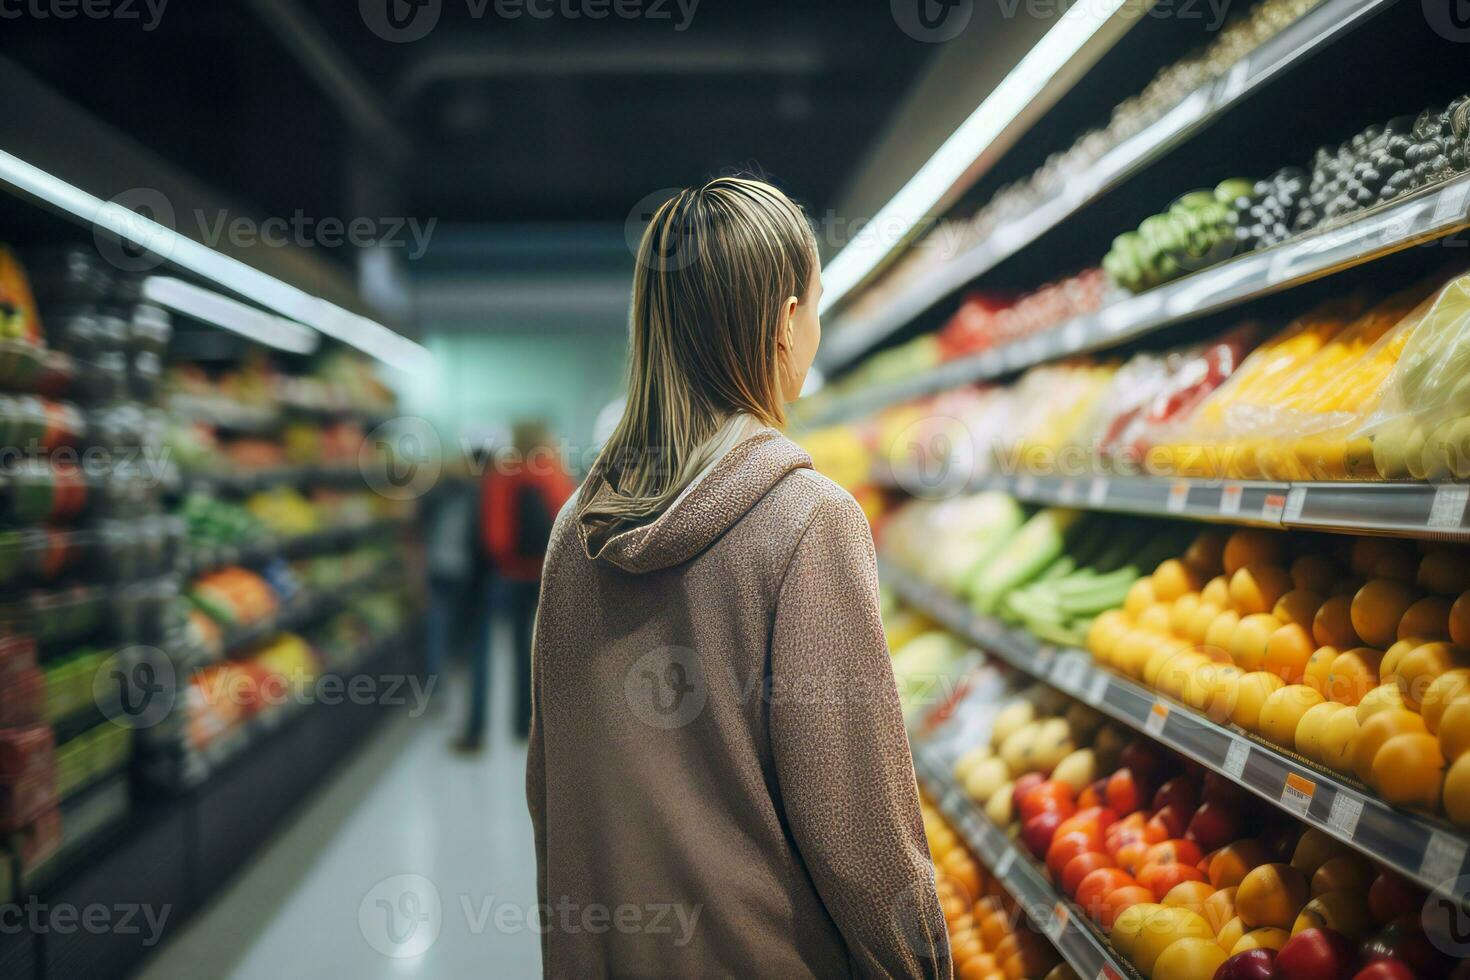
819;0;1132;315
142;276;320;355
0;148;432;370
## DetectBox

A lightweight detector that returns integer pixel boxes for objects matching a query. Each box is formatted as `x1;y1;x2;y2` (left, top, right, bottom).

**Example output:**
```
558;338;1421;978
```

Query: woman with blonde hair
526;176;950;978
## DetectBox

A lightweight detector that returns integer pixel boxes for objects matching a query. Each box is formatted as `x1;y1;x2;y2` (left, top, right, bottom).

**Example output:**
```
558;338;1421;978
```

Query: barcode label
1282;487;1306;523
1429;485;1470;529
1058;479;1079;504
1223;739;1250;779
1421;830;1468;882
1033;645;1057;674
1220;484;1243;516
1088;477;1109;507
1146;701;1169;736
1432;177;1470;224
1052;652;1088;693
1327;793;1364;840
1087;672;1109;707
1263;492;1289;523
1280;773;1315;816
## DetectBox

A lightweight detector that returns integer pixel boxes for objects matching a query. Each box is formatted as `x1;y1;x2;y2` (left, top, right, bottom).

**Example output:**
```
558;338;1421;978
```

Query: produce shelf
819;0;1398;372
180;517;409;577
913;746;1140;980
883;560;1470;903
801;169;1470;428
878;469;1470;540
175;463;365;496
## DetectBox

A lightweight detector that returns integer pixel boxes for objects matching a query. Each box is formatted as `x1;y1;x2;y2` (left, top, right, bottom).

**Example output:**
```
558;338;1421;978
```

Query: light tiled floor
138;640;540;980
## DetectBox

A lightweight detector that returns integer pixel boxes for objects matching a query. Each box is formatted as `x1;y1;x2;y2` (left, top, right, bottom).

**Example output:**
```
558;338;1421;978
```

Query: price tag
1429;485;1470;529
1327;793;1364;840
1086;671;1109;707
1280;772;1316;816
1058;479;1079;505
1220;484;1243;516
1017;473;1039;498
994;848;1016;878
1052;652;1089;694
1146;701;1169;736
1432;177;1470;225
1033;645;1057;675
1167;481;1190;514
1420;830;1468;882
1088;477;1109;507
1097;968;1126;980
1045;902;1068;943
1223;739;1250;779
1281;487;1306;523
1262;492;1288;523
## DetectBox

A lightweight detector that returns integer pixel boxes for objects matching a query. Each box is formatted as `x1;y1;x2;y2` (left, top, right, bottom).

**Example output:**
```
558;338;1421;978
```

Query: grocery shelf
219;566;397;656
800;170;1470;428
180;517;409;577
878;469;1470;540
175;463;364;496
883;560;1470;902
819;0;1398;372
913;747;1140;980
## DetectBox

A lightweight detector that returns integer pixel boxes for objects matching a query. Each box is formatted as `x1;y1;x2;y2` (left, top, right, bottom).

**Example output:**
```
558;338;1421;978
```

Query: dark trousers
465;578;538;740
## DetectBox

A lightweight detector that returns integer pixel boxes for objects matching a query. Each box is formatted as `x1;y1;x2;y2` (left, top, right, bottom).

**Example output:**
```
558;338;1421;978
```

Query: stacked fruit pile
922;799;1071;980
1104;181;1253;293
946;682;1461;978
1089;525;1470;825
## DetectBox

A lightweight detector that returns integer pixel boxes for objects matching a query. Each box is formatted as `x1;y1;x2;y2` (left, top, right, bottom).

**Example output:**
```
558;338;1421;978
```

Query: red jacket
482;462;575;582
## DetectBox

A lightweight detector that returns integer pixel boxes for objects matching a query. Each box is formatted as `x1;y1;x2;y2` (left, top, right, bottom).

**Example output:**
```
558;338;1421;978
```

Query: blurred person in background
420;450;480;701
462;420;573;748
526;178;948;977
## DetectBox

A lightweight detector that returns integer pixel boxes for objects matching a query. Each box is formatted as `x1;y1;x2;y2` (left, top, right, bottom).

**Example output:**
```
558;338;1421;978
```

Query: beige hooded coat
525;428;951;979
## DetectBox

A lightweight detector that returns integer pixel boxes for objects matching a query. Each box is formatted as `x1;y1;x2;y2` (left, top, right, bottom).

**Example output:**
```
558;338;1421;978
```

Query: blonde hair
582;176;815;526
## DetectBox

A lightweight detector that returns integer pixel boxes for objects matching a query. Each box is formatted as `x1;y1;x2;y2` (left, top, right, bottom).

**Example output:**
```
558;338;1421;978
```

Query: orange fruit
1353;709;1427;785
1230;672;1285;731
1291;893;1372;941
1231;563;1292;616
1202;576;1231;608
1302;645;1339;695
1264;623;1315;682
1088;609;1131;661
1139;863;1206;902
1138;603;1174;635
1397;641;1470;710
1202;887;1238;934
1162;880;1216;913
1205;611;1242;656
1295;701;1350;762
1351;579;1421;649
1372;733;1445;809
1208;840;1270;889
1237;863;1309;929
1223;530;1283;577
1356;682;1408;724
1291;555;1337;595
1421;669;1470;733
1444;752;1470;827
1256;684;1324;744
1274;589;1325;629
1312;595;1361;648
1109;902;1162;958
1100;885;1156;929
1419;549;1470;596
1319;707;1360;773
1232;927;1290;954
1351;538;1416;578
1325;647;1384;706
1132;907;1213;976
1184;531;1228;577
1381;635;1433;689
1186;602;1224;645
1125;578;1157;619
1231;613;1282;671
1152;936;1228;980
1451;591;1470;647
1155;559;1206;603
1290;828;1351;876
1310;854;1374;896
1216;916;1246;952
1170;593;1202;637
1399;595;1453;640
1439;698;1470;761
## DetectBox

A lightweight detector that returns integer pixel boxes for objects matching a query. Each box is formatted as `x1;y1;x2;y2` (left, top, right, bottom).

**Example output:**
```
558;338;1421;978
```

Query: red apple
1369;873;1424;925
1277;928;1357;980
1363;915;1451;977
1185;801;1241;852
1021;810;1063;859
1120;740;1168;785
1202;771;1250;807
1018;779;1076;823
1105;768;1148;815
1011;773;1045;816
1213;948;1278;980
1352;961;1417;980
1145;804;1187;843
1152;776;1199;816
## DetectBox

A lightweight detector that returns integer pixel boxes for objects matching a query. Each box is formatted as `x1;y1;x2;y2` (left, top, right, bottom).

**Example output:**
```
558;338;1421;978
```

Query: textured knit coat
526;428;951;979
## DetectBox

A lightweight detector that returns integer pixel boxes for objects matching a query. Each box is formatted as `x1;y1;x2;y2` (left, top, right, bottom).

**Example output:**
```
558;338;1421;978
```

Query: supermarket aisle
139;637;540;980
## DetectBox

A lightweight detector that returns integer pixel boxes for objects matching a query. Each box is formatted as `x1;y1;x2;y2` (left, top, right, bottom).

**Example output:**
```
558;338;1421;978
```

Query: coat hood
577;429;812;573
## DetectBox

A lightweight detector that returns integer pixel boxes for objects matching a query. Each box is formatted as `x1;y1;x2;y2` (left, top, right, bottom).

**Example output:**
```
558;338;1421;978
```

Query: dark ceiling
6;0;937;235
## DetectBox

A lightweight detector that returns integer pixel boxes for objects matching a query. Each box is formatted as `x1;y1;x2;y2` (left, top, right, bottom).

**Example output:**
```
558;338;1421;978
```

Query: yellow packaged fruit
1372;732;1445;809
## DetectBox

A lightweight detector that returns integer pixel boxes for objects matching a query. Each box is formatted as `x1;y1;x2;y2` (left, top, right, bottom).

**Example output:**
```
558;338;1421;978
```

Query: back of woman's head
586;176;816;524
